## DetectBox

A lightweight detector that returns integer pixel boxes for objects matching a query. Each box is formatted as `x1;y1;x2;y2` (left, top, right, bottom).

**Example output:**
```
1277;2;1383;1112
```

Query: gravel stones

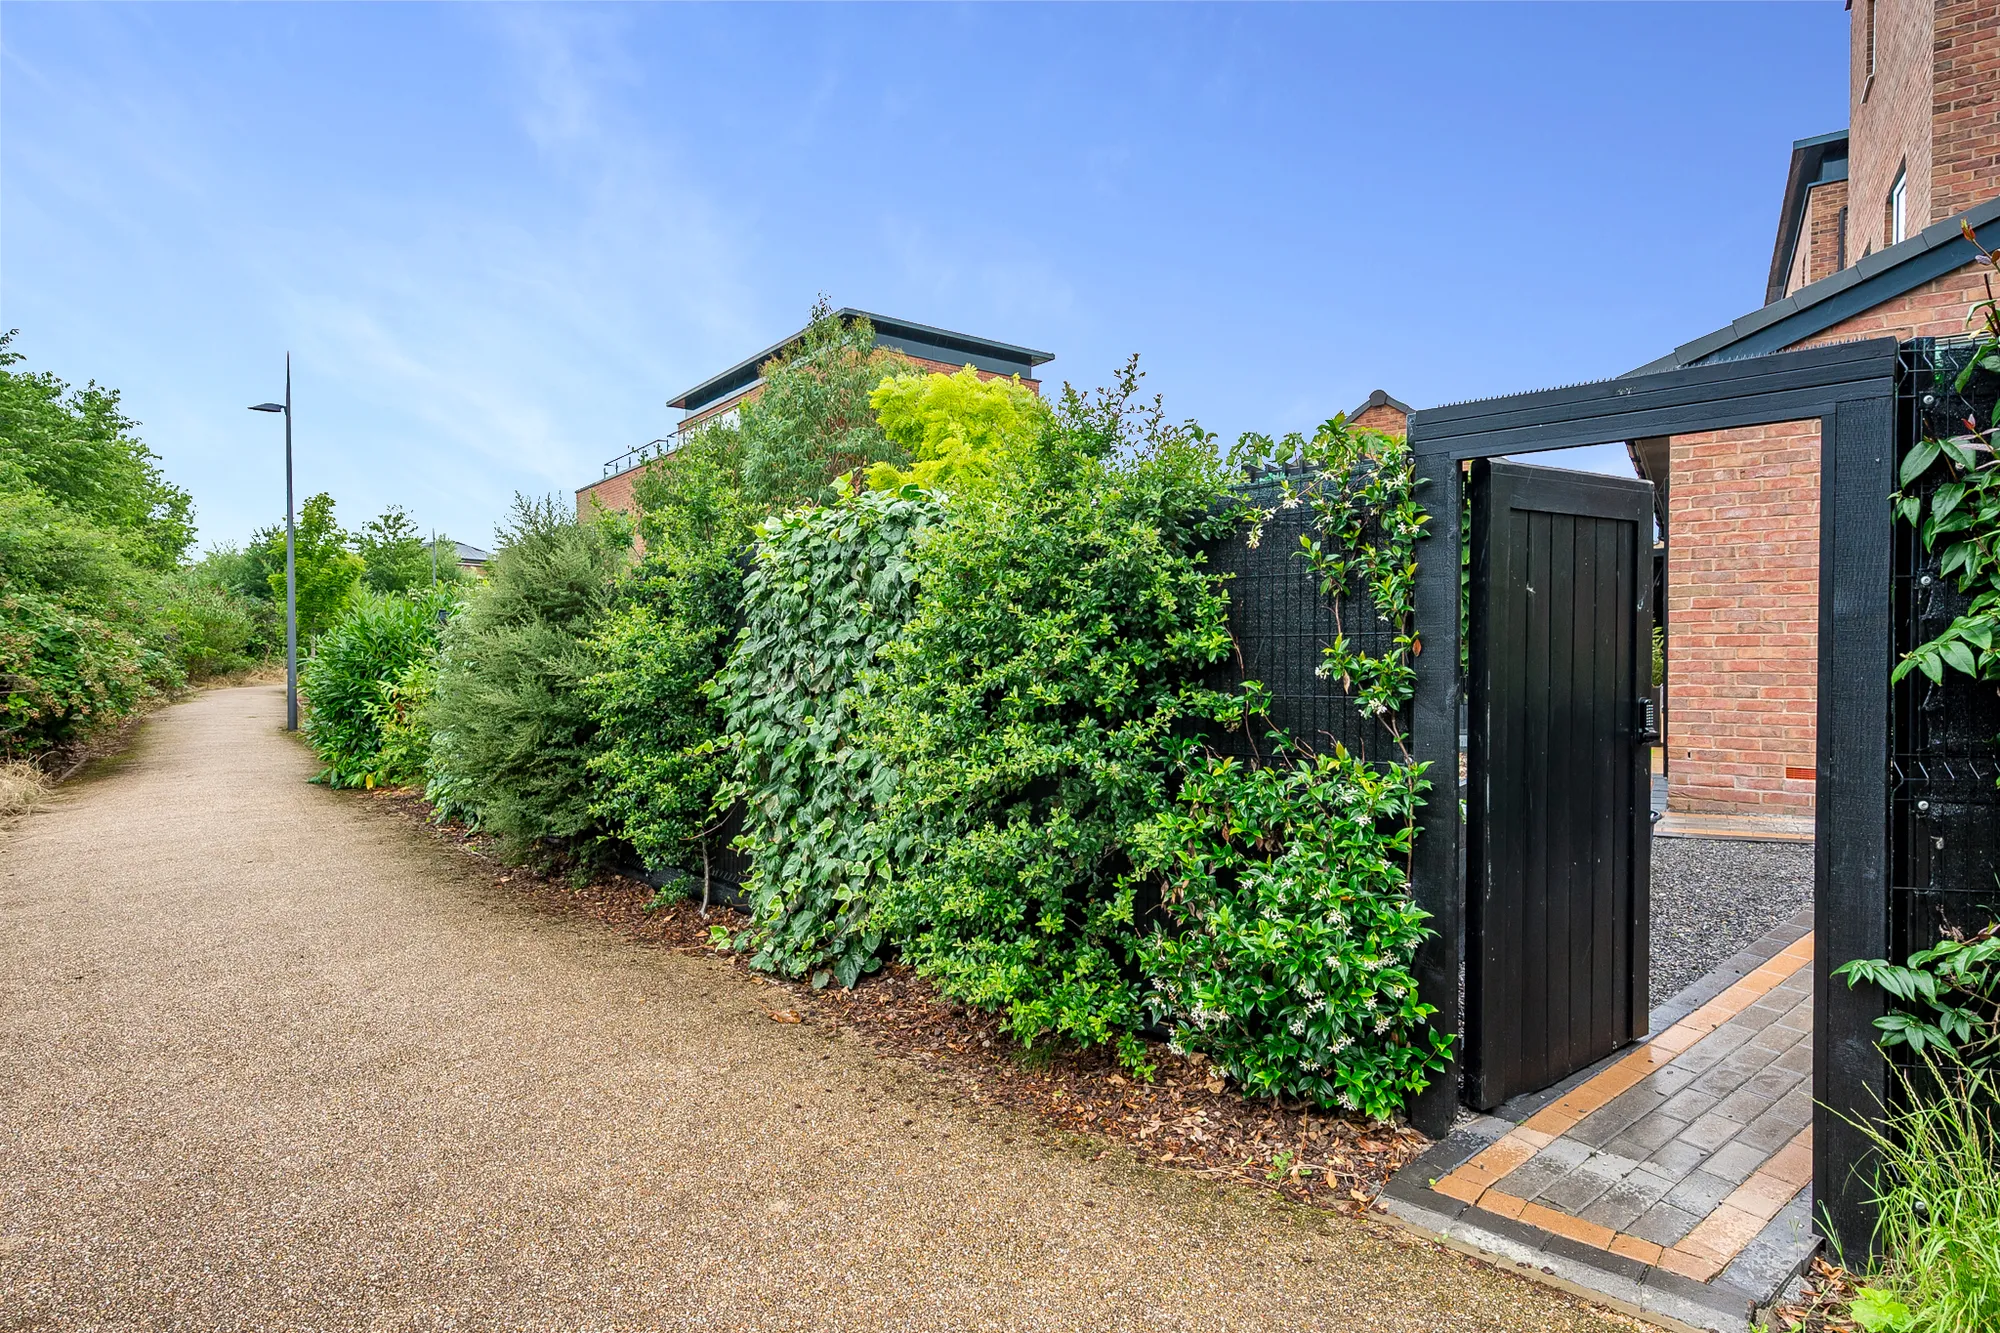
1650;837;1813;1003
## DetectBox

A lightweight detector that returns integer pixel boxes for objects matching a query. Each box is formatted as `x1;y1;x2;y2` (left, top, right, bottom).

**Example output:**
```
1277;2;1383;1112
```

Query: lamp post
249;355;298;731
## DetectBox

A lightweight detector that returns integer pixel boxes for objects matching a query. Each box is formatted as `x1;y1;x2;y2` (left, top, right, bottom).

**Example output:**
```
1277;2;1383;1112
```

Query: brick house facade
576;311;1053;518
1630;0;1999;819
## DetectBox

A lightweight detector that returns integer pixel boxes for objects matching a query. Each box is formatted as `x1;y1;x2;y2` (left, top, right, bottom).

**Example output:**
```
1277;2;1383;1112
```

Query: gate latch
1635;697;1661;745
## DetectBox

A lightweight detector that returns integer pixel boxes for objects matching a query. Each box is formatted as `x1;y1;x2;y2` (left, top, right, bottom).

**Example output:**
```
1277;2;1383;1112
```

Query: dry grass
0;760;51;817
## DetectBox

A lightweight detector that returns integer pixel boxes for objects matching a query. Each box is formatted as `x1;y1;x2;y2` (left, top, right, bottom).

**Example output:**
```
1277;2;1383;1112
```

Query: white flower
1374;1015;1391;1033
1288;1018;1306;1036
1338;1092;1358;1111
1330;1035;1352;1054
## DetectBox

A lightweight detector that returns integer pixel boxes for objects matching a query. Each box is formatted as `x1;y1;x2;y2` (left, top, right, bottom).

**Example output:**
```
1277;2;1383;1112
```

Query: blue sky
2;2;1850;551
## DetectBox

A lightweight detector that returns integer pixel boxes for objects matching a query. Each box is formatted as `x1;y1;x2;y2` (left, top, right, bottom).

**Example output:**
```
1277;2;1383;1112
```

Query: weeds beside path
0;684;1633;1332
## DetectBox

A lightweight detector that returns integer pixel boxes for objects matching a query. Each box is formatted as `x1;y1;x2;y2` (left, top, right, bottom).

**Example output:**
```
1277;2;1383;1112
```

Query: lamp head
249;402;285;414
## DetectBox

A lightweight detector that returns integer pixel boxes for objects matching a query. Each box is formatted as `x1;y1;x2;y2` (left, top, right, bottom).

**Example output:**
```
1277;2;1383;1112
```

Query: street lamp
249;354;298;732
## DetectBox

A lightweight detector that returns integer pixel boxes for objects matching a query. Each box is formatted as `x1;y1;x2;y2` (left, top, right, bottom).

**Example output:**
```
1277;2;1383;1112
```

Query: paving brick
1541;1165;1617;1214
1665;1169;1737;1217
1704;1138;1777;1185
1735;1109;1807;1155
1772;1043;1813;1075
1714;1084;1780;1126
1660;1088;1719;1121
1605;1112;1687;1158
1646;1139;1712;1181
1682;1111;1746;1152
1626;1199;1703;1247
1571;1086;1669;1147
1579;1175;1670;1232
1498;1152;1579;1201
1745;1066;1804;1100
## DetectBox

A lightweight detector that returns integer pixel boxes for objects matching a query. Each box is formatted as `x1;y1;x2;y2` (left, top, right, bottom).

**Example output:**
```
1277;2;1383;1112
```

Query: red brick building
577;310;1054;517
1349;389;1411;437
1629;0;1999;822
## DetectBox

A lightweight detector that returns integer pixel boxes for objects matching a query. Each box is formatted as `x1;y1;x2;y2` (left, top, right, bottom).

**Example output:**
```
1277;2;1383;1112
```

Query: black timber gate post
1403;338;1900;1256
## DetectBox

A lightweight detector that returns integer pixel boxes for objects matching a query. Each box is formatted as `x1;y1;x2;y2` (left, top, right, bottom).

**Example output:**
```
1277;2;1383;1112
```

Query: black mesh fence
1198;465;1402;765
1891;337;2000;976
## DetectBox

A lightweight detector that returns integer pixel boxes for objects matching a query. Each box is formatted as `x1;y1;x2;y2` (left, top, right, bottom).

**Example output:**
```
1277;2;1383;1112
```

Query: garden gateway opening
1399;337;1903;1271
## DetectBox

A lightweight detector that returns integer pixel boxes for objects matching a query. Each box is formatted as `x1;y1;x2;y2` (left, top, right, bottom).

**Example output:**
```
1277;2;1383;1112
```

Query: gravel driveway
0;685;1628;1333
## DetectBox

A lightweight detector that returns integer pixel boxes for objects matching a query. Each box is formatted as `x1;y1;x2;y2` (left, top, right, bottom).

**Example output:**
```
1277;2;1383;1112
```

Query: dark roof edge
1634;193;2000;377
667;309;1055;413
1349;388;1412;419
1766;130;1850;306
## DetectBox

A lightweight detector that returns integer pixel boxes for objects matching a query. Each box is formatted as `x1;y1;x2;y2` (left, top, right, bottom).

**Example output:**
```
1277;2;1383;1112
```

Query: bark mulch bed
367;786;1431;1215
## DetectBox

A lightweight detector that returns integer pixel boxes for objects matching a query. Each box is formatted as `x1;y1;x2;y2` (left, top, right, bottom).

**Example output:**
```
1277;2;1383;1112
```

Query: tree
738;299;915;508
0;331;194;569
424;496;628;858
865;365;1051;495
355;505;463;593
260;493;364;642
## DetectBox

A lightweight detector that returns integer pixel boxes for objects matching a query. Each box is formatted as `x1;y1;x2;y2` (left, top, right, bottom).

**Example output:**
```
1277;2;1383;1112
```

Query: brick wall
1930;0;2000;224
1849;0;1933;256
1664;261;1994;817
1666;420;1824;815
1351;402;1409;436
1806;178;1850;285
574;467;641;523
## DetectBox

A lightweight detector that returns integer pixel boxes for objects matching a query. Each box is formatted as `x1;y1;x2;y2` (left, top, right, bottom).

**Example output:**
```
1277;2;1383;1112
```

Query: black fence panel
1199;467;1395;764
1891;338;2000;986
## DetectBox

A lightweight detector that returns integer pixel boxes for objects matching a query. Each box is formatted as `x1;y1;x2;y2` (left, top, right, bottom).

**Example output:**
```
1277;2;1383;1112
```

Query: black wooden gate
1465;458;1656;1108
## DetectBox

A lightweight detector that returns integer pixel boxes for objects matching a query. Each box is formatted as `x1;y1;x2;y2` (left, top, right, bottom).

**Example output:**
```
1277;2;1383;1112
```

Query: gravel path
0;685;1627;1333
1650;836;1815;1003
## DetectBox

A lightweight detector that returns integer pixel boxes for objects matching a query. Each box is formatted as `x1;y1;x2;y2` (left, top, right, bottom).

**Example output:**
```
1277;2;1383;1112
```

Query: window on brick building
1864;0;1876;78
1889;166;1908;244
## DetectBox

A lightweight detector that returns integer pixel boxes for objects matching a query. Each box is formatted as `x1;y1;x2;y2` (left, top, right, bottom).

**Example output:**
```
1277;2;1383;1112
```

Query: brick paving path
1382;921;1819;1330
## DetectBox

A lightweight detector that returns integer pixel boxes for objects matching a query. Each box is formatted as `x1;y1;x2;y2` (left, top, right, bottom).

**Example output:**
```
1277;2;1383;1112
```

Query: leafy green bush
712;481;940;985
355;505;468;594
424;497;626;855
587;424;758;886
372;654;439;789
865;368;1244;1068
1836;922;2000;1066
299;586;456;788
0;331;193;571
1133;748;1446;1118
1890;222;1999;689
0;587;146;755
160;572;268;678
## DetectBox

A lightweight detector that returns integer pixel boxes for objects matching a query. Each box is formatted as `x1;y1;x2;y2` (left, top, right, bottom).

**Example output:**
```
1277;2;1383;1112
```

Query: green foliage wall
424;497;627;856
713;482;941;987
865;374;1246;1068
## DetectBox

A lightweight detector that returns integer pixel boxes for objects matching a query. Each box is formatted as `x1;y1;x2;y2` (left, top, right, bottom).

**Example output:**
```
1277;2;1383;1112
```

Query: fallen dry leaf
768;1010;803;1024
